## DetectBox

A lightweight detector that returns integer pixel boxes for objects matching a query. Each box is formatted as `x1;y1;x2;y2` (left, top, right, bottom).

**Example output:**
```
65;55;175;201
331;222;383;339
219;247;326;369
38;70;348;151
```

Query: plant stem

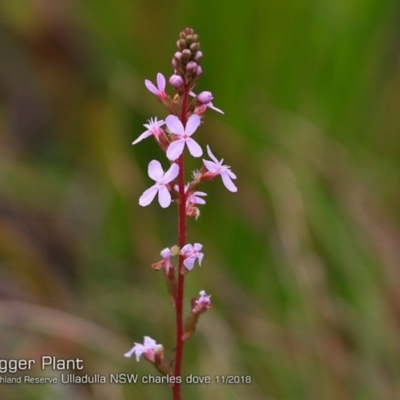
172;85;189;400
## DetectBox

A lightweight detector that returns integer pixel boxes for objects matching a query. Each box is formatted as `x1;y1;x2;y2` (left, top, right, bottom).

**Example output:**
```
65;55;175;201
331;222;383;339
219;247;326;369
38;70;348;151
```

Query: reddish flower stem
172;84;189;400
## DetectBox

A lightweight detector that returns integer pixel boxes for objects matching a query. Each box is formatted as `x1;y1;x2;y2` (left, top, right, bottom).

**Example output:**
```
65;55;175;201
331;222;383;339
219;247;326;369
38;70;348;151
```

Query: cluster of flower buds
171;27;203;89
125;28;237;373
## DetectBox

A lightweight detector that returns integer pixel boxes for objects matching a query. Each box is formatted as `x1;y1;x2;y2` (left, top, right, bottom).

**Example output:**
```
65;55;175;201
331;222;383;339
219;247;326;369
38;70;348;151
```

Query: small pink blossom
124;336;163;362
145;73;167;101
203;145;237;192
187;190;207;206
139;160;179;208
165;115;203;161
190;91;224;114
160;247;173;272
180;243;204;270
193;290;211;313
152;247;177;272
174;184;207;207
132;117;165;145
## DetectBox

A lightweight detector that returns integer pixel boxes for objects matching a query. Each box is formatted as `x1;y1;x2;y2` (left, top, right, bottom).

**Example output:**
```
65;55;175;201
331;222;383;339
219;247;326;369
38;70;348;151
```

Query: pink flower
132;117;165;145
160;247;173;272
187;190;207;206
145;73;167;101
190;91;224;114
180;243;204;270
203;145;237;192
124;336;163;362
151;247;176;272
193;290;211;312
165;115;203;161
139;160;179;208
174;184;207;206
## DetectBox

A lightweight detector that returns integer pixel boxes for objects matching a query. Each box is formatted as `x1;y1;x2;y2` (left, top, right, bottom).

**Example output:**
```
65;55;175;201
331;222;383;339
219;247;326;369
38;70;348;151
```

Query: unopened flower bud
177;39;186;50
190;42;200;52
169;74;184;89
197;91;213;105
181;49;191;62
196;65;203;77
174;51;182;61
194;51;203;62
183;27;195;35
186;61;197;71
171;58;179;69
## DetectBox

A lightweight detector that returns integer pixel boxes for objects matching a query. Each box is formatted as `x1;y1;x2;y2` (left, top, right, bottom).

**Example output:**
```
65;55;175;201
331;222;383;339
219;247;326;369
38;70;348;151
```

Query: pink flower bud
169;74;184;89
194;51;203;62
174;51;182;60
172;58;180;69
195;65;203;77
197;91;213;105
186;61;197;71
181;49;191;62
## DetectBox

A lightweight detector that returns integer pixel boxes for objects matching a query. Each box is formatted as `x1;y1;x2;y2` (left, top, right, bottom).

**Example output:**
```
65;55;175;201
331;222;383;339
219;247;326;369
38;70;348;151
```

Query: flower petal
185;115;201;136
147;160;163;181
124;344;144;361
156;73;166;91
221;172;237;192
208;102;224;114
144;79;159;95
186;138;203;158
206;145;219;164
180;244;191;253
203;159;219;173
194;243;203;251
163;163;179;183
139;186;158;206
193;196;206;205
226;169;237;179
167;140;185;161
183;258;195;270
165;115;184;136
158;186;172;208
132;130;151;145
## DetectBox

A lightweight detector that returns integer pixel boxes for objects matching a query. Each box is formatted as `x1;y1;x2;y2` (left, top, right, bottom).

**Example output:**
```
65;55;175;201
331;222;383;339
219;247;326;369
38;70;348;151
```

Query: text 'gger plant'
125;28;237;400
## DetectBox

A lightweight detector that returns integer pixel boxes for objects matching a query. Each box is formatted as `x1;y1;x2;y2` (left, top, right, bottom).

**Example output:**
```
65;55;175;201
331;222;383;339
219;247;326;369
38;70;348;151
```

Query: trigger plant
125;28;237;400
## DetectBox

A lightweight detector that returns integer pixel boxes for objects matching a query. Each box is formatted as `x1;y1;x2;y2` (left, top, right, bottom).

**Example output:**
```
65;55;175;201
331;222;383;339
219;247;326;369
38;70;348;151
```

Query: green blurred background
1;0;400;399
